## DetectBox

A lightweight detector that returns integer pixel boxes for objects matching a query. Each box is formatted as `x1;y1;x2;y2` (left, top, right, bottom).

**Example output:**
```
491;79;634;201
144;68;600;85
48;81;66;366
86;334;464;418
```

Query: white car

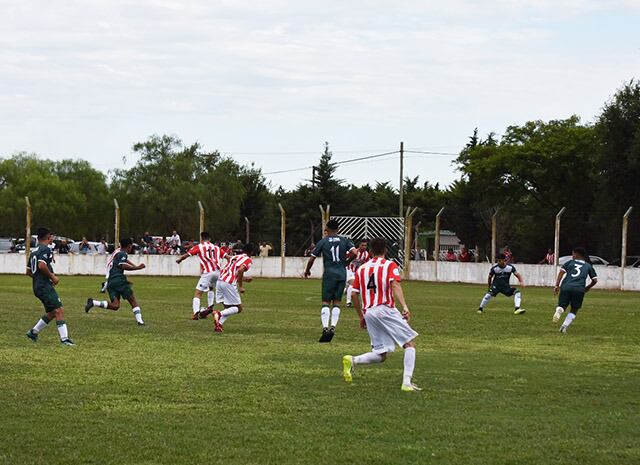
558;255;609;266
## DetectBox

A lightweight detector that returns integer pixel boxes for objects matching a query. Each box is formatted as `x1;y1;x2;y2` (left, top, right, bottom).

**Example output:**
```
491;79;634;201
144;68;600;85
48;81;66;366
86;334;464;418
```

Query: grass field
0;275;638;465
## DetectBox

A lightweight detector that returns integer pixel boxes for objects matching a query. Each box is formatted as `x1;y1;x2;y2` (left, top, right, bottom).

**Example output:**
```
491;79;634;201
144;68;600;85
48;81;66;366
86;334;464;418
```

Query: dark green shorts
107;279;133;301
322;274;346;302
490;285;517;297
34;286;62;312
558;289;585;311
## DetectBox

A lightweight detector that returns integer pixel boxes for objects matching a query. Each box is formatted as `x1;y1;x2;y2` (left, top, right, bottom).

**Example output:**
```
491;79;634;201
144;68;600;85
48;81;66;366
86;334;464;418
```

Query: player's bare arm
303;256;316;278
237;265;250;292
554;269;566;295
391;280;410;320
121;261;146;271
38;261;59;286
585;277;598;293
487;274;493;289
351;291;366;329
515;272;526;288
175;252;190;264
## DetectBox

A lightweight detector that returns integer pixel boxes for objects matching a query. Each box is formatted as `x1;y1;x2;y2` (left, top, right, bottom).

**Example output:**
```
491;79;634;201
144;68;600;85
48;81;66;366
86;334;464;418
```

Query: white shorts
196;271;219;292
215;280;242;306
346;269;355;284
364;305;419;354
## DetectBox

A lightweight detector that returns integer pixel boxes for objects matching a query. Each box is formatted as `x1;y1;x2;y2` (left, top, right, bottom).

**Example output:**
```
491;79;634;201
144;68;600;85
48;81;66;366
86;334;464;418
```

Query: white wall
2;253;639;290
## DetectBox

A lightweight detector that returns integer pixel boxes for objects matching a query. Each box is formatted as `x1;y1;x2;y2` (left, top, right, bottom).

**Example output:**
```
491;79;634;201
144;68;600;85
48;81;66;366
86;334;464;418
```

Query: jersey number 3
572;264;583;277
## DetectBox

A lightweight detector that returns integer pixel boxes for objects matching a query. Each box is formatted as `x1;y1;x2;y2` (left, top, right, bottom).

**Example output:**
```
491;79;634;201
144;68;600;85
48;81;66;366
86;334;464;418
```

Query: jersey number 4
367;274;377;291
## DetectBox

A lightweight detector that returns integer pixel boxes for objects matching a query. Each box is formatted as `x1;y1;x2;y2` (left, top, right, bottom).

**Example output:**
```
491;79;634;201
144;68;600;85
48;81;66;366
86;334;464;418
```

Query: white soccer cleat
553;307;564;323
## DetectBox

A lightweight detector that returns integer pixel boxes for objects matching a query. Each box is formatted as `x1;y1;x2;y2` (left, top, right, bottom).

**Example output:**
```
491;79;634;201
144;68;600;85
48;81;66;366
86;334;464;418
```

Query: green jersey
312;235;355;277
108;251;130;282
29;244;54;290
561;259;597;292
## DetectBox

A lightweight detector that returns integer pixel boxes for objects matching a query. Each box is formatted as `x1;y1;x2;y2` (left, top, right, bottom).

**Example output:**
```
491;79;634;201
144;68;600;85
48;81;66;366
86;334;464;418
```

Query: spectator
96;239;107;255
142;231;153;253
259;242;273;257
79;237;91;254
445;248;457;261
232;239;244;255
503;245;514;264
158;238;170;255
538;248;555;265
220;242;232;257
458;246;472;262
57;240;70;254
168;229;181;254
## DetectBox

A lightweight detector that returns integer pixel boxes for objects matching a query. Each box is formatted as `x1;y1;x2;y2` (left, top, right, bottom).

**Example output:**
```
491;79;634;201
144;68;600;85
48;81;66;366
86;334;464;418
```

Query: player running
553;247;598;334
84;237;147;326
25;228;75;346
477;253;526;315
175;231;228;320
346;240;370;308
342;237;420;391
211;243;254;333
303;219;357;343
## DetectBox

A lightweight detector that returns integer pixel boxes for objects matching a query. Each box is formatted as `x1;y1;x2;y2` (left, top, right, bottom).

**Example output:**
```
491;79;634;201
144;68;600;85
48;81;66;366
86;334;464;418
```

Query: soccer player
175;231;228;320
552;247;598;333
211;243;254;332
303;219;357;343
84;237;147;325
25;228;75;346
346;240;370;308
477;253;526;314
341;237;421;391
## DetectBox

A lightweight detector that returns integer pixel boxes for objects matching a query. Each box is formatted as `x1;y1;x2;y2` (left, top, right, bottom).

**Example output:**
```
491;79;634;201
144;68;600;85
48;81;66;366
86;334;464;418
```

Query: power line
404;150;458;156
262;150;399;175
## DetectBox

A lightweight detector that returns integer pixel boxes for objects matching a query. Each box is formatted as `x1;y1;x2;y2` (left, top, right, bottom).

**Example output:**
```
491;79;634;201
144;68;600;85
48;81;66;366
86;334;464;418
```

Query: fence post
113;199;120;247
319;205;330;233
491;210;498;263
278;203;286;278
25;196;32;268
403;207;418;279
434;207;445;281
198;201;205;236
621;206;633;291
245;217;250;244
554;207;566;267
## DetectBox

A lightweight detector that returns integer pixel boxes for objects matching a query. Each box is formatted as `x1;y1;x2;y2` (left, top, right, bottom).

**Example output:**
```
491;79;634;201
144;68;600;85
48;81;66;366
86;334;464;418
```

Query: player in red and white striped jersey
176;231;229;320
346;241;370;307
211;243;254;332
342;237;421;392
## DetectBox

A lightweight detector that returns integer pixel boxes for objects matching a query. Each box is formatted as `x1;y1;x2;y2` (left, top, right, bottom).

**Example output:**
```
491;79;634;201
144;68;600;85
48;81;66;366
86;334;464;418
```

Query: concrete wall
2;253;639;290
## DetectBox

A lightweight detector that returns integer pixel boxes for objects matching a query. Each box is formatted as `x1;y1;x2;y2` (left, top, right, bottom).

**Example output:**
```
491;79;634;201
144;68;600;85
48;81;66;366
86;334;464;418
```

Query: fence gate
331;216;406;268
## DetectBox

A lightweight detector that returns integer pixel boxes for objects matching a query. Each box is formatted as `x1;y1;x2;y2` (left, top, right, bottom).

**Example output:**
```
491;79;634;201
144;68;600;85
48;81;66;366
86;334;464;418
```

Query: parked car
607;256;640;268
0;237;17;253
558;255;609;266
15;236;76;253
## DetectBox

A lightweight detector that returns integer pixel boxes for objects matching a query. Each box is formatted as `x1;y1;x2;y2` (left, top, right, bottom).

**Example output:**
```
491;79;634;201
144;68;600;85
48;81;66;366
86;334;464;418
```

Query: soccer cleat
213;311;224;332
346;302;353;308
26;330;38;342
319;327;331;343
559;325;568;334
198;308;212;319
61;338;76;346
401;383;423;392
514;308;526;315
477;308;484;314
191;313;200;321
137;322;146;326
326;326;336;342
553;307;564;323
85;298;94;313
342;355;354;383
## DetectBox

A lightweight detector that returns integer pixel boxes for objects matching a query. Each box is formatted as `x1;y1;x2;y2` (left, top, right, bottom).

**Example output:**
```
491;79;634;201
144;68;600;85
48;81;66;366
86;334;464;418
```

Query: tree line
1;81;639;262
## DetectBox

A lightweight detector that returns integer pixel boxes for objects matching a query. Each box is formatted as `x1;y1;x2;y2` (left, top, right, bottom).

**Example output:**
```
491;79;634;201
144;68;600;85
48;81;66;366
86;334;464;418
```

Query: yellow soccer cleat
342;355;354;383
401;383;423;392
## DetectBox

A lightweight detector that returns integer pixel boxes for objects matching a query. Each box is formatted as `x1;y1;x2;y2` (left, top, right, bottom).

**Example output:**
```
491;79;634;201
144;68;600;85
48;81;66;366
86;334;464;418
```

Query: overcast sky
1;0;639;190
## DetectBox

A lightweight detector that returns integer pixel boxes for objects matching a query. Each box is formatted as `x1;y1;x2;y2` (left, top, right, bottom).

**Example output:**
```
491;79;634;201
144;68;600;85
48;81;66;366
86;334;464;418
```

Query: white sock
56;321;69;340
353;352;384;365
331;307;340;327
220;306;239;324
403;347;416;386
32;318;49;334
93;300;108;308
207;291;215;307
480;293;492;308
514;292;522;308
132;306;144;324
346;285;353;303
192;297;201;314
562;312;576;328
321;306;330;328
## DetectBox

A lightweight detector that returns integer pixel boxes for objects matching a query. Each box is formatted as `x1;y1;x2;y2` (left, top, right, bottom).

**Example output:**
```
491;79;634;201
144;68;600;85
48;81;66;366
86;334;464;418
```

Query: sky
1;0;639;190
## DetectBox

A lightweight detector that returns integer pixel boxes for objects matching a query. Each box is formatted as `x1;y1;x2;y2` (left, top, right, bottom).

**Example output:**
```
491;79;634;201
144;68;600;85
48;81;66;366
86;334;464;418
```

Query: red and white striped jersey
352;257;401;311
105;248;121;276
349;248;371;272
219;253;253;285
188;242;225;274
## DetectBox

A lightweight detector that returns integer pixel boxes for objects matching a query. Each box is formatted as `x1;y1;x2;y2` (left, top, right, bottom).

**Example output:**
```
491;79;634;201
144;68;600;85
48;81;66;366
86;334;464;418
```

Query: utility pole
399;141;404;217
312;166;317;188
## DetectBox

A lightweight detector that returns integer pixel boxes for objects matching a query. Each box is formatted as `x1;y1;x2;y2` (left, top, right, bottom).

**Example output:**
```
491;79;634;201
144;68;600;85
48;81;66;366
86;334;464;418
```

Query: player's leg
26;295;58;343
345;270;355;307
560;292;584;333
553;291;571;322
510;288;525;315
192;289;204;319
343;309;389;382
478;288;496;313
53;306;75;345
125;294;145;326
214;282;242;331
400;340;420;391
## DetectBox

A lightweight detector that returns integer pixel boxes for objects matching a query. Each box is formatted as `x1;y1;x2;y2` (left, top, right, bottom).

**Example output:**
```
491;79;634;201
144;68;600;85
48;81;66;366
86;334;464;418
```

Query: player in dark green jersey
84;237;147;325
553;247;598;334
477;253;526;315
25;227;75;346
304;219;356;342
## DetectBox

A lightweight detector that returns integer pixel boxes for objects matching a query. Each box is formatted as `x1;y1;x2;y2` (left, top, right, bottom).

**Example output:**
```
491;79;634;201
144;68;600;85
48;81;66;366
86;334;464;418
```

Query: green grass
0;275;638;465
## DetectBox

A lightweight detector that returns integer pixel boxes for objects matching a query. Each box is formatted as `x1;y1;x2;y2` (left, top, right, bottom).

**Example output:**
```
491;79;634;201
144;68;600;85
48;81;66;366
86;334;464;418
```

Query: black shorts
34;286;63;312
322;274;346;302
490;285;517;297
558;290;585;311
